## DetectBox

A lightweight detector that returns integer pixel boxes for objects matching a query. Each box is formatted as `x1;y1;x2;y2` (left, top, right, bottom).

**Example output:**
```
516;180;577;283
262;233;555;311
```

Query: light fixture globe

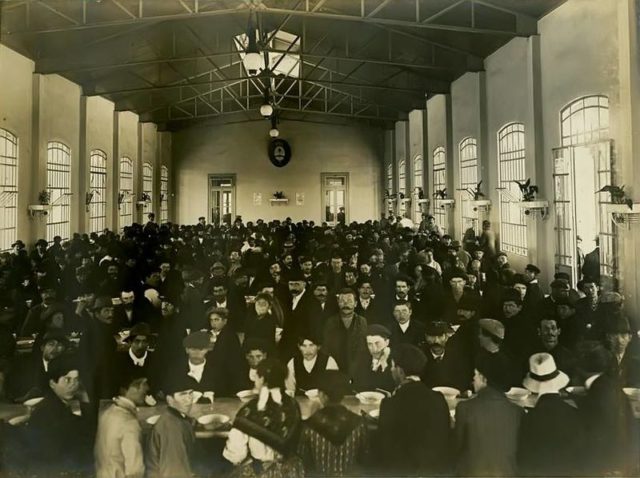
244;52;262;76
269;127;279;138
260;103;273;117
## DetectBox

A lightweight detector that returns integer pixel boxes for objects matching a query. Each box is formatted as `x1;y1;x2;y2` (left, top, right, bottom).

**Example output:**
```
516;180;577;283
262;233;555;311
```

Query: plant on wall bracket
514;179;538;201
273;191;285;199
433;188;447;200
38;190;51;206
597;185;634;209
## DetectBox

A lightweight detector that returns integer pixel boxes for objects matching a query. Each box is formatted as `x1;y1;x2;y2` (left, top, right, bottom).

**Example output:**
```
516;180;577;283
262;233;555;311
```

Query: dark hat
182;331;213;350
458;294;480;311
512;273;528;286
164;374;196;396
391;344;427;376
501;288;522;304
125;322;152;342
92;296;114;311
476;352;511;392
47;355;79;381
451;240;462;249
448;269;468;282
242;337;271;355
525;264;541;274
605;313;631;335
317;370;351;401
496;251;508;258
287;269;306;282
11;240;25;248
479;318;505;340
550;279;570;289
366;324;391;339
425;321;454;336
35;239;48;247
554;272;571;281
297;328;322;346
41;330;69;346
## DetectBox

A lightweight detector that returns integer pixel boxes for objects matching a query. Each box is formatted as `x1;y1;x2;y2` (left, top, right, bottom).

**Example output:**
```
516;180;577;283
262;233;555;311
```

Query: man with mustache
420;321;473;392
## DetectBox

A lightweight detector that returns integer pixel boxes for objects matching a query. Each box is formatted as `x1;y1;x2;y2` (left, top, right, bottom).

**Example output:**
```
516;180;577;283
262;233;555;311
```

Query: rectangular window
386;163;393;192
398;160;406;216
498;123;528;256
46;142;71;242
433;147;447;232
89;150;107;233
160;165;169;223
143;162;153;213
0;129;18;252
119;157;134;229
413;155;423;221
459;138;479;234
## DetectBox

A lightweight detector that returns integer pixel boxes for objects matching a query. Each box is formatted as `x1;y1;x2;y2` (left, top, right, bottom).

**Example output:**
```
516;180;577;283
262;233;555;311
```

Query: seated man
605;314;640;387
95;375;150;478
376;344;452;476
240;338;270;390
146;376;196;478
206;307;246;394
116;322;159;391
352;325;395;394
517;353;584;476
389;301;425;348
7;330;68;402
285;331;339;395
455;352;524;477
298;370;368;476
420;321;472;392
26;356;95;476
243;293;277;348
532;316;577;382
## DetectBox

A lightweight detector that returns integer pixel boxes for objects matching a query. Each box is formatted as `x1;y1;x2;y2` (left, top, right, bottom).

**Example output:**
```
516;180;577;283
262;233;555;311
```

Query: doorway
322;173;349;225
208;175;236;226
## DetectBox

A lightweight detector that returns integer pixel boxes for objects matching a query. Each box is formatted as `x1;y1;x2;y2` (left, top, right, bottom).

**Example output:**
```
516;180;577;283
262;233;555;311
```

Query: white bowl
623;387;640;400
505;387;530;401
368;409;379;419
8;415;29;426
24;397;44;407
305;389;320;399
197;413;229;429
146;414;160;425
432;387;460;399
355;391;385;404
236;390;258;402
565;386;586;396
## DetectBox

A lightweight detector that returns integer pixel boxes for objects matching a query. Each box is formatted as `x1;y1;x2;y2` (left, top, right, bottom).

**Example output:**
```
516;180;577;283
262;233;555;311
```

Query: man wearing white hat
517;353;583;476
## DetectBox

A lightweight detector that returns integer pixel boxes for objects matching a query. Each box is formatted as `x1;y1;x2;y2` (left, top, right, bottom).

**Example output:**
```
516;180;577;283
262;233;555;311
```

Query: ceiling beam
2;0;536;36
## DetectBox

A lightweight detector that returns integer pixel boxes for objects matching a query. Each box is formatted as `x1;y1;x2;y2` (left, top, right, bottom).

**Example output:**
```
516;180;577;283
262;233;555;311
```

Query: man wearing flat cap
455;352;524;477
517;353;584;476
476;318;521;387
165;330;225;397
523;263;545;306
352;324;396;393
376;344;452;476
146;375;196;478
420;321;472;392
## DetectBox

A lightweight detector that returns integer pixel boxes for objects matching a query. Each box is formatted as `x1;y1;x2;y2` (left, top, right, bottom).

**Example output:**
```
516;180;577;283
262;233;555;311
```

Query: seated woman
223;358;303;477
285;331;339;395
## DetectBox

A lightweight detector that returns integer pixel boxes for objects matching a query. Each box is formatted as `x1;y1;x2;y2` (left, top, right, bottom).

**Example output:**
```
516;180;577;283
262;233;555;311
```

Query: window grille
433;146;447;232
0;129;18;252
460;138;479;234
142;162;153;213
413;155;423;221
89;150;107;233
119;157;133;229
160;165;169;223
398;159;406;216
561;96;609;147
497;123;527;256
46;142;71;242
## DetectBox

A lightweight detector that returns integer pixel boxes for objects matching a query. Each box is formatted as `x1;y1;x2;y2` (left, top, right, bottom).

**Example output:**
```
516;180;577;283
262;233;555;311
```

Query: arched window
119;157;133;229
46;142;72;242
398;159;406;216
497;123;527;256
142;162;153;213
0;129;18;251
386;163;393;193
413;155;423;220
160;165;169;223
89;150;107;233
433;146;447;231
561;95;609;147
459;137;479;233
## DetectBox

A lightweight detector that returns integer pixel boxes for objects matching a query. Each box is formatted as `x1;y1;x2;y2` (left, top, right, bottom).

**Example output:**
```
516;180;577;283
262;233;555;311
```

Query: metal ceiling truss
2;0;537;37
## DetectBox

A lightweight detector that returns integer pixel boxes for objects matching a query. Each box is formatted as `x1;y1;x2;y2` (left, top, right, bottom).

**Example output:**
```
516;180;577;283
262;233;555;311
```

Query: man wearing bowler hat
517;353;584;476
605;313;640;387
421;321;472;392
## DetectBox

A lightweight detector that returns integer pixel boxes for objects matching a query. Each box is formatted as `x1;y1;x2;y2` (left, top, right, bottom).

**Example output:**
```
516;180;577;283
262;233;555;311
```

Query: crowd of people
0;211;638;477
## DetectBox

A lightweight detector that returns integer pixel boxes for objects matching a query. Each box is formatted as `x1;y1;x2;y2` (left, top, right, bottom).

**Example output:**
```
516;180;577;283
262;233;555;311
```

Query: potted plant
38;190;51;206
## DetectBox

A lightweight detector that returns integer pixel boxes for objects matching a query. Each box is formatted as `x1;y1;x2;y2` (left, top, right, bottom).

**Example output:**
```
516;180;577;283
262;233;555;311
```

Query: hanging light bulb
260;88;273;117
269;114;279;137
244;12;262;76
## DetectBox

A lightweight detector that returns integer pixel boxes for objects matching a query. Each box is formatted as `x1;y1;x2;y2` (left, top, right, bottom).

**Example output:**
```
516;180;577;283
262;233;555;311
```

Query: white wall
173;120;384;224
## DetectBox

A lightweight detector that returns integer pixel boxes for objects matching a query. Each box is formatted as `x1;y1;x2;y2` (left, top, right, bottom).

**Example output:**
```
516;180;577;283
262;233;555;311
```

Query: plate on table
236;390;258;402
505;387;530;401
197;413;230;430
23;397;44;407
623;387;640;400
565;386;586;396
305;389;320;399
367;409;379;419
355;391;385;404
146;414;161;425
432;387;460;399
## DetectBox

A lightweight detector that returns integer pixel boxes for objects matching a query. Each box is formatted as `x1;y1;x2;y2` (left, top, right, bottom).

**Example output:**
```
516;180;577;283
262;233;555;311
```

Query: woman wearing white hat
517;353;584;476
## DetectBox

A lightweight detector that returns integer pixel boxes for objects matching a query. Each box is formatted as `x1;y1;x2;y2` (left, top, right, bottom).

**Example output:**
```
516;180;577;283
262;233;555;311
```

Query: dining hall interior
1;0;640;476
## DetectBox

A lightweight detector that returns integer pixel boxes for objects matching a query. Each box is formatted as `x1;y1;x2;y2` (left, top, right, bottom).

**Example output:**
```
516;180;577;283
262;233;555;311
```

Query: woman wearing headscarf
223;358;303;477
